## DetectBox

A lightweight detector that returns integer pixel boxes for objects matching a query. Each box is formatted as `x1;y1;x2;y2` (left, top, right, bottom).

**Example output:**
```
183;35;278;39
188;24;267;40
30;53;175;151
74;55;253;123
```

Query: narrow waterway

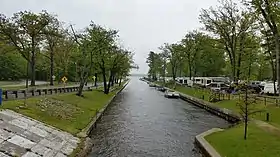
88;77;230;157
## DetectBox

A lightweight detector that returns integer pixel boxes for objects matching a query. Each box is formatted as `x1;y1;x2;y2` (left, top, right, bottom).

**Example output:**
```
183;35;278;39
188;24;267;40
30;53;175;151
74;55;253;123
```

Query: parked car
206;82;229;92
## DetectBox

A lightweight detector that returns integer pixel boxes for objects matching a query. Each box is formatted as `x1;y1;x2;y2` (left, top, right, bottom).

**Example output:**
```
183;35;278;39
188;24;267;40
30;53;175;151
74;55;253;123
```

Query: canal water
88;77;230;157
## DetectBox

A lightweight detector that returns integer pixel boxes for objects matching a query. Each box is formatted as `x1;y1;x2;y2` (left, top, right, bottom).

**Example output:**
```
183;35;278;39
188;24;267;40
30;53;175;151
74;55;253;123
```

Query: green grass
206;123;280;157
0;84;125;134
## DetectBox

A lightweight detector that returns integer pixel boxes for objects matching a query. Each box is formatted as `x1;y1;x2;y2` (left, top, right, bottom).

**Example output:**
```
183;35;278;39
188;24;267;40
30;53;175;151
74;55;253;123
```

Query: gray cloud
0;0;219;74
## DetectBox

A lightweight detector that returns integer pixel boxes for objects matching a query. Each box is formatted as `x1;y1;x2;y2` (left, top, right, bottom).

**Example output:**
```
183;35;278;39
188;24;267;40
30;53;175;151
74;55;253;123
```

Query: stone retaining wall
195;128;223;157
179;93;240;123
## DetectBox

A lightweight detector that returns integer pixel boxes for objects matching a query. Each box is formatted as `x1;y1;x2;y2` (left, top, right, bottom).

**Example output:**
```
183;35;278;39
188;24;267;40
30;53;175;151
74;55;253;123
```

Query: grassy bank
206;123;280;157
0;83;126;134
156;82;280;157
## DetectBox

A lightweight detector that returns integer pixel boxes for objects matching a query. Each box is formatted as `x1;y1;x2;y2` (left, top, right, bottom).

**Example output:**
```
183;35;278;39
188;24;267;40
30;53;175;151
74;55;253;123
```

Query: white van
263;82;279;95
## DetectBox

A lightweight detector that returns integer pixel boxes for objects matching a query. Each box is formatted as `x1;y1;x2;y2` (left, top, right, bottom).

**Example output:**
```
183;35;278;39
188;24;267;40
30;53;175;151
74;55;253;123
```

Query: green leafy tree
200;0;256;82
42;13;63;86
0;11;50;87
249;0;280;91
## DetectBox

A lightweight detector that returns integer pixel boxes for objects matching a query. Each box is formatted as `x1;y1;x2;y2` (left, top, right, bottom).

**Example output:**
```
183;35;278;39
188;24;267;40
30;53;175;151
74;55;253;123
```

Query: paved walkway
0;110;80;157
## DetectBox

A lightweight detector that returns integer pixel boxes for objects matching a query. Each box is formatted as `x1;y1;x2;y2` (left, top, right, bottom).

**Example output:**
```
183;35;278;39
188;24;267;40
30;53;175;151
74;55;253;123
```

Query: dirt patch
254;120;280;137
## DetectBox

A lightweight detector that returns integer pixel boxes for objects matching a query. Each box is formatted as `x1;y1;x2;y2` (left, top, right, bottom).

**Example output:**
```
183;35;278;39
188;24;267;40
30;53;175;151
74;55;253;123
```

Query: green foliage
0;52;26;80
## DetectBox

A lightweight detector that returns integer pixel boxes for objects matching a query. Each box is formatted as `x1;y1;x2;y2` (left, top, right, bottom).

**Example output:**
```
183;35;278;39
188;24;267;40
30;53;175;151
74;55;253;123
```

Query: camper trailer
262;82;279;95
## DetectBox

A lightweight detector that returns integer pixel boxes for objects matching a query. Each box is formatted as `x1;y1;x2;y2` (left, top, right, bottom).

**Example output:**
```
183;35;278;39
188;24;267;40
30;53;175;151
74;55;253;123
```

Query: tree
54;35;76;82
250;0;280;93
182;31;225;77
70;24;94;96
0;11;50;86
0;51;26;80
146;51;161;81
161;43;184;81
158;48;169;84
42;14;63;86
200;0;256;82
182;31;197;80
237;83;259;140
89;26;119;94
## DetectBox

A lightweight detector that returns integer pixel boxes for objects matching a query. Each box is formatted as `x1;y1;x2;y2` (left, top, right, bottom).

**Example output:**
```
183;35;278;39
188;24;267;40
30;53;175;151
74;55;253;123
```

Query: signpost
61;76;68;88
92;76;96;87
0;89;2;106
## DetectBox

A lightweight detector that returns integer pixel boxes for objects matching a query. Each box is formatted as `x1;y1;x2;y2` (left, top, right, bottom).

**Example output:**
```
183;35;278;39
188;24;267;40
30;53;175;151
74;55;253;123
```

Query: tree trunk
274;34;280;95
111;74;115;87
26;60;29;88
236;53;242;81
105;73;113;94
232;61;236;83
76;67;88;97
163;61;166;85
248;62;252;80
119;77;122;86
77;77;85;96
270;59;277;95
244;115;248;140
189;62;192;80
94;73;98;86
31;51;36;86
102;68;108;94
50;50;54;86
244;85;248;140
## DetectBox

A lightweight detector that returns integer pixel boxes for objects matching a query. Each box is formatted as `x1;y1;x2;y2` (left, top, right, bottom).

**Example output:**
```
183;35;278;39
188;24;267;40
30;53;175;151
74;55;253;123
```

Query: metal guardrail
1;85;96;101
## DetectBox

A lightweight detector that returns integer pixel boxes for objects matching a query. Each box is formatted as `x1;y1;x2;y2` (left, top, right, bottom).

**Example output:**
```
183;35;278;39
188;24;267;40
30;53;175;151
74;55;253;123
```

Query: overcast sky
1;0;219;74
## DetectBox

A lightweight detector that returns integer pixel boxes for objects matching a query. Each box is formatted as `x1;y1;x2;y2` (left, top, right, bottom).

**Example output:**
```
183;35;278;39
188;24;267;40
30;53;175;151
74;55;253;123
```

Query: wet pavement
88;77;230;157
0;110;80;157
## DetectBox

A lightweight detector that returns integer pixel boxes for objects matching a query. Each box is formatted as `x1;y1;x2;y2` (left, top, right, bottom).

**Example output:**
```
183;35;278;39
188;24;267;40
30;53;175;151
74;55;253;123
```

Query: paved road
88;77;230;157
2;81;48;87
0;110;80;157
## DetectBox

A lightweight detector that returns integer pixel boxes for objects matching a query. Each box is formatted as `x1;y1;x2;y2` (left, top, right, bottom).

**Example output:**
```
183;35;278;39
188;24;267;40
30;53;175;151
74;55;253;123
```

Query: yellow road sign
92;76;96;81
61;76;68;83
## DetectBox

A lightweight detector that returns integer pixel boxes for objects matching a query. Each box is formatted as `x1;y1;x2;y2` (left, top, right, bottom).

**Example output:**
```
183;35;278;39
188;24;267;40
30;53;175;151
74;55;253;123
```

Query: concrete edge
195;128;223;157
75;80;130;157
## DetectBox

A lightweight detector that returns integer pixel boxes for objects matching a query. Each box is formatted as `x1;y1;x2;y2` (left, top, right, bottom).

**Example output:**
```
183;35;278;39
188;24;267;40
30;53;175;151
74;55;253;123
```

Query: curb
195;128;223;157
76;80;130;157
